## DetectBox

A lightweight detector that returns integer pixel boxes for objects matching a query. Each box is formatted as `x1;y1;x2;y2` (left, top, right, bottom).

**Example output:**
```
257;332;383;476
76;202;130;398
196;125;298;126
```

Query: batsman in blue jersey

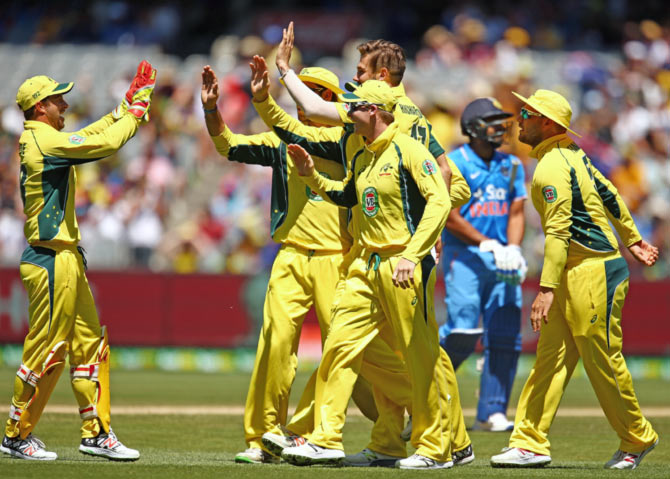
440;98;527;432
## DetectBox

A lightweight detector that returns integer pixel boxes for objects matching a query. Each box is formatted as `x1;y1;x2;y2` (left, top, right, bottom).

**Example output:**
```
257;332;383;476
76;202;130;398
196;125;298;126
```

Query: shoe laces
26;434;46;449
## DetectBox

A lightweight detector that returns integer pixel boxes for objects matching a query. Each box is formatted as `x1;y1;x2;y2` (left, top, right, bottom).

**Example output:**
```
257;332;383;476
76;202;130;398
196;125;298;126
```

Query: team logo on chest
306;172;331;201
379;162;394;177
362;186;379;217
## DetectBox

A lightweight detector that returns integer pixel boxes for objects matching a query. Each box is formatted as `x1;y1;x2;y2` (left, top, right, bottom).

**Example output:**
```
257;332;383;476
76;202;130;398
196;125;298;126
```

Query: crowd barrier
1;269;668;355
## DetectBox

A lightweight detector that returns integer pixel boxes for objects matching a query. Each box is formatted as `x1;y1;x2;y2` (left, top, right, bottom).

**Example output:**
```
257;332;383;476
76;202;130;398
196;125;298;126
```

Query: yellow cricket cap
338;80;397;112
16;75;74;111
512;89;581;137
296;67;344;94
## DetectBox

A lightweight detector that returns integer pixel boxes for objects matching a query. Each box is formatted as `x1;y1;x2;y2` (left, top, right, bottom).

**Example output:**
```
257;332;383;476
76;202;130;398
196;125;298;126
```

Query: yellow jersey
302;122;450;264
530;134;641;287
211;125;352;252
19;114;139;245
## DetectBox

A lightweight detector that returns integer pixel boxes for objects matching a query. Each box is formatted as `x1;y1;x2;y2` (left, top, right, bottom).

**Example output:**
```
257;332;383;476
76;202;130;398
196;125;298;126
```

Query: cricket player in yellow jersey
491;89;659;470
248;55;474;467
278;80;454;470
201;64;379;464
1;62;156;461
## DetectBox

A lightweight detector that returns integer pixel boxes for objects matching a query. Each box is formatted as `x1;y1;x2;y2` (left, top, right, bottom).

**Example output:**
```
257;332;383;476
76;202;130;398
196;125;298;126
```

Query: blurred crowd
0;7;669;280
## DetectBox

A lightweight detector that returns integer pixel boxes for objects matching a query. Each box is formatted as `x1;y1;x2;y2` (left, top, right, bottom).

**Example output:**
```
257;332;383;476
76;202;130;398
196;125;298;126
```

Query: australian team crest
422;159;436;175
68;134;86;145
362;186;379;217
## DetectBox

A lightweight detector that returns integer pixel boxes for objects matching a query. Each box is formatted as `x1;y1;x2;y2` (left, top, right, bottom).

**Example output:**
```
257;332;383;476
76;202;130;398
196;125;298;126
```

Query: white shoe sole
396;461;453;470
282;451;343;466
0;444;57;461
79;445;140;461
491;456;550;468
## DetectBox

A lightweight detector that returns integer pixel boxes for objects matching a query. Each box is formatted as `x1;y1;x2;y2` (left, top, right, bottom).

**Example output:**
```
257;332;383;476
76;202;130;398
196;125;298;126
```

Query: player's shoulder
393;95;424;119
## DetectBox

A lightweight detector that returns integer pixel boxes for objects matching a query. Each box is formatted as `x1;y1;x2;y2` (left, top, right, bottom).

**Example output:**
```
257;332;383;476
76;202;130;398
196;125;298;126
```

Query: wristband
279;68;293;80
203;105;218;114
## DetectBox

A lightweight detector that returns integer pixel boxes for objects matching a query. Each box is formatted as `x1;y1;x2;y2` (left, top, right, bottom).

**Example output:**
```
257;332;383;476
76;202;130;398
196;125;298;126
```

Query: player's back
390;84;444;158
531;135;620;262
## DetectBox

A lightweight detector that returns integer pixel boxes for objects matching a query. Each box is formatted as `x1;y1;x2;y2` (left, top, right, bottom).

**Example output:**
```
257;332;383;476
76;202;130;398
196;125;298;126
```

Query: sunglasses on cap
520;107;543;120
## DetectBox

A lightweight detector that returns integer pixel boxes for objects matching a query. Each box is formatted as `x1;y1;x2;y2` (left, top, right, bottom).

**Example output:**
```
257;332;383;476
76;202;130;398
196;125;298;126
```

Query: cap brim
296;74;344;94
512;91;581;137
51;82;74;95
338;92;363;103
344;81;359;92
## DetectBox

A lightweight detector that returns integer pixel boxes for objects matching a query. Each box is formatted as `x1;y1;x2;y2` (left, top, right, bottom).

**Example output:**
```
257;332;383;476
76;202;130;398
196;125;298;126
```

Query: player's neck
470;140;495;162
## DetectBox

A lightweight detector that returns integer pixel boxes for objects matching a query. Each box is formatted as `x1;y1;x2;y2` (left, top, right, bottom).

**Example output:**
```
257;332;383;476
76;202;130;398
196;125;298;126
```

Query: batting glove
479;239;505;261
496;245;527;285
127;61;157;121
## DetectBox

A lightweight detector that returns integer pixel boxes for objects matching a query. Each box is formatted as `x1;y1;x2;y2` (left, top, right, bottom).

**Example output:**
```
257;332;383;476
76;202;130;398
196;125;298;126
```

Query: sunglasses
309;85;328;96
347;101;373;116
520;107;543;120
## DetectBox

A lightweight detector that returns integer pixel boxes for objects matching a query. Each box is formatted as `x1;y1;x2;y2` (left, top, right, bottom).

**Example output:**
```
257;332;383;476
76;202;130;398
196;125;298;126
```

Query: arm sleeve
591;166;642;247
282;70;343;125
253;95;346;162
535;156;573;288
334;103;354;124
427;122;446;158
210;124;281;167
447;157;471;208
402;149;451;264
302;163;358;208
41;114;139;164
75;112;117;136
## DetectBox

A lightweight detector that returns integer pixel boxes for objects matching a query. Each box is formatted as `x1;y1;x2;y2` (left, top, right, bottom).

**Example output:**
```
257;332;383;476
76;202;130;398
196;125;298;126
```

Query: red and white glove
126;60;157;121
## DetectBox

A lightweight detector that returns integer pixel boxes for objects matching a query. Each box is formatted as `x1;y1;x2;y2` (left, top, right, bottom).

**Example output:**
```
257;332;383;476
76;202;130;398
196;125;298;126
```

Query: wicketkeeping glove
126;60;157;121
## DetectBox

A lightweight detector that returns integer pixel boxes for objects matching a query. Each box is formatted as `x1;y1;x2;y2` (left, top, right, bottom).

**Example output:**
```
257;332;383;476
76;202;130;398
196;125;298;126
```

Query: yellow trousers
6;245;104;438
309;251;453;462
510;256;658;455
243;244;377;450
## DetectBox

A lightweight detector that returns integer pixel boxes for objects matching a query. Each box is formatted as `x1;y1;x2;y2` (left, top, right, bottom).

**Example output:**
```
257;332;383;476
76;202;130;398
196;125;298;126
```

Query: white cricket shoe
490;447;550;467
395;453;453;469
604;439;658;469
452;444;475;466
0;434;57;460
471;412;514;432
400;416;412;441
281;441;344;466
234;447;280;464
262;431;306;458
343;447;403;467
79;429;139;461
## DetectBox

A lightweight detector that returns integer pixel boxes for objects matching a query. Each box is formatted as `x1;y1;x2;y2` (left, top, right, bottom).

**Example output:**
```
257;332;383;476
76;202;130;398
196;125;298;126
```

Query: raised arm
250;56;346;162
275;22;342;126
41;65;157;163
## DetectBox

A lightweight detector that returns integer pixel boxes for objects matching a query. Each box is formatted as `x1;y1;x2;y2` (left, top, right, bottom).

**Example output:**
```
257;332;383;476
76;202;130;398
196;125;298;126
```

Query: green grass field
0;365;668;478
